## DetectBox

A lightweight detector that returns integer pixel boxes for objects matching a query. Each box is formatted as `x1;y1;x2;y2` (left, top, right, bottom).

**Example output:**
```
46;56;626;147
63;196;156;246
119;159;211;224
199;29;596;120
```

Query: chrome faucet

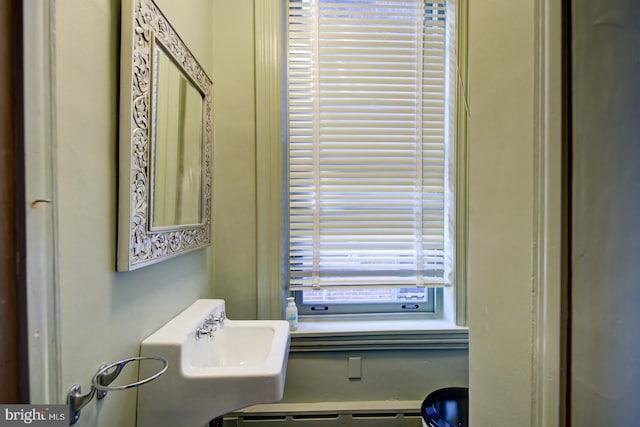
195;311;226;341
205;311;226;329
214;311;226;327
195;325;215;341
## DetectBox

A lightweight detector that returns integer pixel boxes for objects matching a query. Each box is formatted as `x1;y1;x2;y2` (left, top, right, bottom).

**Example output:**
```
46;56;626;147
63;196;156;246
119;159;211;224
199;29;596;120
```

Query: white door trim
531;0;564;425
23;0;62;404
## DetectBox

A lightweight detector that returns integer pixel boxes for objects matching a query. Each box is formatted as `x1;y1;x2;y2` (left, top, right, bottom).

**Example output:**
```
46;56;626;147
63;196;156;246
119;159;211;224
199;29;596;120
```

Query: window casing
285;0;458;316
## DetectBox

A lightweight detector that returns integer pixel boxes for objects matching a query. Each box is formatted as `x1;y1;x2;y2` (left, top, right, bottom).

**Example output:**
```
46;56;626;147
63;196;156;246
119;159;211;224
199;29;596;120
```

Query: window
285;0;459;316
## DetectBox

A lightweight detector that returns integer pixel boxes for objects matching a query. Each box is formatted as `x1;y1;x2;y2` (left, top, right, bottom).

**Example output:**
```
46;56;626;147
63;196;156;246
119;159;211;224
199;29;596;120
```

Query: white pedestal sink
137;299;290;427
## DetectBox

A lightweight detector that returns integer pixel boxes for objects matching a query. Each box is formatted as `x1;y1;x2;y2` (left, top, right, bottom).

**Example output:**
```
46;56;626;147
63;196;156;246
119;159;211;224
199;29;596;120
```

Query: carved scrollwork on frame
117;0;212;271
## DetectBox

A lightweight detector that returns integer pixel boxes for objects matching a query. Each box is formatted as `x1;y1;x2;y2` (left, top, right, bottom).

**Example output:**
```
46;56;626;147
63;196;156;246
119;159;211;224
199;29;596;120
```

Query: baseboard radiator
223;402;424;426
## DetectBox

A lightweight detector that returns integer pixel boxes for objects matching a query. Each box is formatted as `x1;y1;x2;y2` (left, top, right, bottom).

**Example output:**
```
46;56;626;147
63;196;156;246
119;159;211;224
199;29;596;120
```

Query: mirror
151;45;203;228
117;0;213;271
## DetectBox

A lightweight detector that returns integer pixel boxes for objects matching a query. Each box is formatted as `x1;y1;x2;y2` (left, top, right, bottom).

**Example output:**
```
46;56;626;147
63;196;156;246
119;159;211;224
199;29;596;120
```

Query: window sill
289;317;468;352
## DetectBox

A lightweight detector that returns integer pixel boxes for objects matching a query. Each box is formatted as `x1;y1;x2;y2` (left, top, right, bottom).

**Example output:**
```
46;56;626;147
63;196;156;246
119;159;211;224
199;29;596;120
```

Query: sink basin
137;299;290;427
186;324;277;369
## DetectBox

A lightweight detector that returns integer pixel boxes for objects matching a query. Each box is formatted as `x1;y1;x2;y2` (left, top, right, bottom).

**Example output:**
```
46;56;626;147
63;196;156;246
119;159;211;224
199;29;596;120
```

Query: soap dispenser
285;296;298;331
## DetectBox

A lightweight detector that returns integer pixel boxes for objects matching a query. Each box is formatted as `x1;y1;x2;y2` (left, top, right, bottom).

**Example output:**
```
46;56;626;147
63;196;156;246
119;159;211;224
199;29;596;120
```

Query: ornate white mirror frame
117;0;212;271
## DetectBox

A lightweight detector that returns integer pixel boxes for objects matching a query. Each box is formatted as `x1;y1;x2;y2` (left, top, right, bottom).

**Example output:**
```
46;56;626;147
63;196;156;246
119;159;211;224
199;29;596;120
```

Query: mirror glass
151;45;203;228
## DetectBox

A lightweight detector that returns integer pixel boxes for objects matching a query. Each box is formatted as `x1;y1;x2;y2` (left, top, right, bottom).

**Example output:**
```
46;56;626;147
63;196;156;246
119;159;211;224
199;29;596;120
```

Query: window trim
289;320;469;352
255;0;468;326
255;0;286;320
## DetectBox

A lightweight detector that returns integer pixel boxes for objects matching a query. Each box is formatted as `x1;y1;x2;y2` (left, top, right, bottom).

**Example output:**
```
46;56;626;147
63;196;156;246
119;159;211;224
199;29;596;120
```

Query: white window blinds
287;0;455;291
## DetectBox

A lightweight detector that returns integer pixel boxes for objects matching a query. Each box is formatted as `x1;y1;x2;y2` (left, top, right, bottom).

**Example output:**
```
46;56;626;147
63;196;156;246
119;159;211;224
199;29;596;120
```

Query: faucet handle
217;311;226;323
203;315;216;325
206;311;226;327
195;327;213;341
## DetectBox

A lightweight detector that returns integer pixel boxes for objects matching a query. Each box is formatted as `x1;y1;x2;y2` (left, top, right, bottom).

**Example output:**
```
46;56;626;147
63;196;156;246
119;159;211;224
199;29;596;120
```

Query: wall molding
453;0;469;327
255;0;285;320
531;0;563;426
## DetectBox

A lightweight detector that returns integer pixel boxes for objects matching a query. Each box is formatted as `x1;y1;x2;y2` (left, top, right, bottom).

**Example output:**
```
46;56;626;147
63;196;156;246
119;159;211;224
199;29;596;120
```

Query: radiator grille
224;410;423;426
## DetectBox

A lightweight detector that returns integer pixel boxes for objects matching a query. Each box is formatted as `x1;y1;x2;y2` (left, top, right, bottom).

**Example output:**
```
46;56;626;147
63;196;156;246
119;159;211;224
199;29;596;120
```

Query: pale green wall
210;0;259;319
54;1;213;426
467;0;537;425
281;349;468;406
